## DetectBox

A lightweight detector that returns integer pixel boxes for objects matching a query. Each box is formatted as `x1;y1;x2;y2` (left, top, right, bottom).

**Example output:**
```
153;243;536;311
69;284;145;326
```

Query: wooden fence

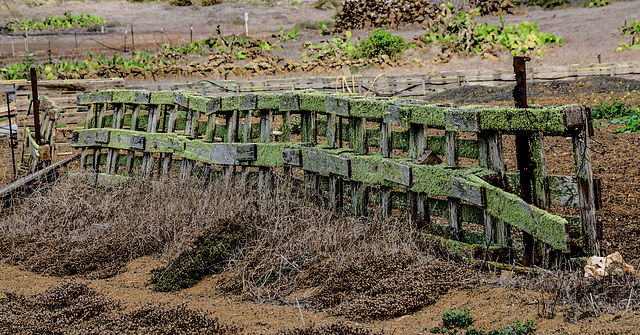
3;59;639;149
70;89;600;265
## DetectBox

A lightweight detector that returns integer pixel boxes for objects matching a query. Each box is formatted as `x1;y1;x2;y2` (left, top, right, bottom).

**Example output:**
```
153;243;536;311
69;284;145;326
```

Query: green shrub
4;12;106;31
421;3;563;57
356;28;407;59
428;309;536;334
616;19;640;52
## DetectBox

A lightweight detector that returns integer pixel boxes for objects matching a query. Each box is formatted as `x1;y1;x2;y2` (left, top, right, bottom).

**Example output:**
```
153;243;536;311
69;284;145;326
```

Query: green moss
187;94;209;113
220;95;256;111
477;106;566;135
474;173;568;251
349;98;389;120
108;90;136;103
253;142;288;167
408;104;447;128
257;93;282;110
299;92;327;113
77;93;92;105
149;91;175;105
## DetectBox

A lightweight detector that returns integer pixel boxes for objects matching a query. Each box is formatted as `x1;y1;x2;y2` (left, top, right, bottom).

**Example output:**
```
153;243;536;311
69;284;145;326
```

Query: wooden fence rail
70;89;600;264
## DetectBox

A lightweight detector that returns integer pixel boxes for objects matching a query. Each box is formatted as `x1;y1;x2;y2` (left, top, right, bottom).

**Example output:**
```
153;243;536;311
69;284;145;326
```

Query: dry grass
492;265;640;321
0;171;256;278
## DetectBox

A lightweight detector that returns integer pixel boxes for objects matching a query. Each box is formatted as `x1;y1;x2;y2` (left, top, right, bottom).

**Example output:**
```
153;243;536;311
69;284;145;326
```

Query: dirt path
2;256;640;334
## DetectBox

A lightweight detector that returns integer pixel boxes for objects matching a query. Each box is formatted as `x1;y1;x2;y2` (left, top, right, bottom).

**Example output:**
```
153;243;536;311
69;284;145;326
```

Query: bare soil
1;0;640;73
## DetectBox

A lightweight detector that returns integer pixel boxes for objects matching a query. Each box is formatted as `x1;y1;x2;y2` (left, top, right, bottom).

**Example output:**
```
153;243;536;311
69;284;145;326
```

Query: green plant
301;31;357;61
278;26;300;41
318;21;329;35
421;3;563;58
356;28;407;59
589;0;611;7
616;19;640;52
4;12;106;31
429;309;536;334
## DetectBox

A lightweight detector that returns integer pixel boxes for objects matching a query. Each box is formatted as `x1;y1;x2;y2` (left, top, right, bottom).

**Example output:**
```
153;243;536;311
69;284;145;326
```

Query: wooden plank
300;111;317;145
382;160;412;187
302;147;350;178
326;95;349;117
283;147;302;166
280;93;299;111
446;109;478;131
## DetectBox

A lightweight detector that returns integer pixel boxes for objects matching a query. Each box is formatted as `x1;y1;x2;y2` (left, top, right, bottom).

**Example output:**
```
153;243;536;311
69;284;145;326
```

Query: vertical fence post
29;68;41;145
572;106;600;256
350;117;367;216
327;112;341;209
224;110;238;183
408;123;429;226
478;130;509;247
92;103;106;172
241;110;253;186
446;129;461;239
258;110;273;195
126;104;142;175
142;104;160;178
302;109;318;195
380;120;392;218
513;55;539;266
105;103;124;174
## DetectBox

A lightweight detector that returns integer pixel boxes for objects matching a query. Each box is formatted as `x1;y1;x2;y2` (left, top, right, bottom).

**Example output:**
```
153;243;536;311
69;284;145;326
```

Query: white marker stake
245;12;249;37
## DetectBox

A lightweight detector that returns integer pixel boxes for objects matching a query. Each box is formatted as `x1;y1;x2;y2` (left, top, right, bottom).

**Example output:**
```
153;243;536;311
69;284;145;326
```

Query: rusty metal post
513;56;538;267
29;67;42;145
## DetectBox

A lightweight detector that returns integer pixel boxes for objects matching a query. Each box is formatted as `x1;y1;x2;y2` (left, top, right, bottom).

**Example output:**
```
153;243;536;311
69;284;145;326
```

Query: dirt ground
1;77;640;333
2;256;640;334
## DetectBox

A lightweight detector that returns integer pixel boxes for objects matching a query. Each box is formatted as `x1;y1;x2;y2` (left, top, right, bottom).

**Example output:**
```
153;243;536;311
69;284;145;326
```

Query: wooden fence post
572;106;600;256
477;130;509;247
258;110;273;195
409;123;429;226
350;117;367;216
446;130;461;239
380;121;392;218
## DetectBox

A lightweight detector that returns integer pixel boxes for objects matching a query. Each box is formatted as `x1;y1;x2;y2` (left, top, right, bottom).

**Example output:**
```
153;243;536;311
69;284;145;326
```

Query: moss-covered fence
70;89;600;264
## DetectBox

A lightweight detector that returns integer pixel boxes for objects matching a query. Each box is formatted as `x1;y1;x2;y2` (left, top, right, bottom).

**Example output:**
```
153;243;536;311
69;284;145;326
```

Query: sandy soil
2;256;640;334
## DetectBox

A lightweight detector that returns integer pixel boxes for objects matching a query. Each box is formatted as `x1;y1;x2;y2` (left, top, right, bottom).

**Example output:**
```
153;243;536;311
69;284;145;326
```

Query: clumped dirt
0;280;243;334
310;253;477;321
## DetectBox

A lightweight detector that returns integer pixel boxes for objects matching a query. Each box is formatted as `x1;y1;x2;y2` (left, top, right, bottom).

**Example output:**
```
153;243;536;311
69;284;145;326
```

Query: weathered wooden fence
21;96;59;173
70;89;600;264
